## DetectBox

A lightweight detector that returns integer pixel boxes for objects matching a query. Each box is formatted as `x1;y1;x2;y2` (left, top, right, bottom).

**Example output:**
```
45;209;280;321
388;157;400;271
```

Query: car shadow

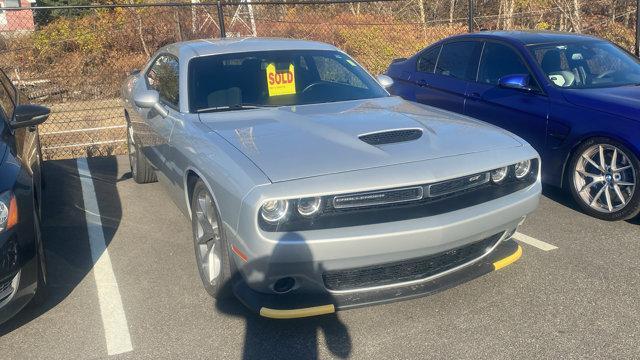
0;156;123;335
542;184;640;224
541;184;580;212
215;232;352;360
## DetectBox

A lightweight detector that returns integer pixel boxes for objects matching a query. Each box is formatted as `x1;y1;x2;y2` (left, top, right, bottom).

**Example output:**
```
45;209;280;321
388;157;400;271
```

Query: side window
435;41;482;81
313;56;366;89
147;55;179;108
478;42;533;86
0;73;15;120
416;46;440;73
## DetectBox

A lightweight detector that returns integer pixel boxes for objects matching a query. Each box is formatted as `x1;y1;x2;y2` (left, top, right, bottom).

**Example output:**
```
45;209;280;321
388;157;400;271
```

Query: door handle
416;79;428;87
468;92;481;100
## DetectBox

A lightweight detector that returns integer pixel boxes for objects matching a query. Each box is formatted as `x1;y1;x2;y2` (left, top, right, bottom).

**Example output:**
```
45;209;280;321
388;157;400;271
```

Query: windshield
188;50;387;112
528;41;640;89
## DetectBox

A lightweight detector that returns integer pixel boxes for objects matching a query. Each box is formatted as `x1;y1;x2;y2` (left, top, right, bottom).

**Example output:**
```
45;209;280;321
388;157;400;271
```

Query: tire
126;122;157;184
30;210;47;307
568;137;640;221
190;180;233;299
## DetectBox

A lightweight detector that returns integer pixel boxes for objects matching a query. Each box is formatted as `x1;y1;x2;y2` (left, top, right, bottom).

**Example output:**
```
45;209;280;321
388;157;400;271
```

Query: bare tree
449;0;457;24
504;0;516;29
554;0;583;32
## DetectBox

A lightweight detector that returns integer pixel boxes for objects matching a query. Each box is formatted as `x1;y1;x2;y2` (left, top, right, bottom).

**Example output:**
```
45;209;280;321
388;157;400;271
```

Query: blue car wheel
569;137;640;221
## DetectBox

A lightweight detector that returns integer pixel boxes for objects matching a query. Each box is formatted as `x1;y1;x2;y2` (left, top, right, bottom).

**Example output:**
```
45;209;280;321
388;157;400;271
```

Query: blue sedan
386;31;640;221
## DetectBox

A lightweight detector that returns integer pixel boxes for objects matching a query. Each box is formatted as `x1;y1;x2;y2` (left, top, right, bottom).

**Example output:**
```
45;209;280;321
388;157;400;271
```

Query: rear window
187;50;387;112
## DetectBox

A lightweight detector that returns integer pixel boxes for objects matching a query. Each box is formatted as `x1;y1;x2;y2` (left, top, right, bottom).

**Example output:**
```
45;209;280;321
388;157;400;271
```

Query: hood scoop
359;128;423;146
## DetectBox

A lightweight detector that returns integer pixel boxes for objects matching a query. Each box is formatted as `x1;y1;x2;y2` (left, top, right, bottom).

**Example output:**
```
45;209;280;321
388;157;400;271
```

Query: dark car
386;31;640;221
0;69;50;325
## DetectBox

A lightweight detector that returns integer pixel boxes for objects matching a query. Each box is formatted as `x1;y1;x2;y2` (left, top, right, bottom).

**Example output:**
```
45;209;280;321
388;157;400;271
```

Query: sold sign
266;63;296;97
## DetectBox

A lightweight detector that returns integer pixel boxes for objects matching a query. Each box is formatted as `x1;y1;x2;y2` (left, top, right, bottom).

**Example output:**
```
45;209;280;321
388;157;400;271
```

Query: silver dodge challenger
122;38;541;319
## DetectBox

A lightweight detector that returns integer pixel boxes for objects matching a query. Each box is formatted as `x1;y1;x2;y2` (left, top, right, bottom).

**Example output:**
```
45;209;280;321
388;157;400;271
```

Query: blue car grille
322;232;503;291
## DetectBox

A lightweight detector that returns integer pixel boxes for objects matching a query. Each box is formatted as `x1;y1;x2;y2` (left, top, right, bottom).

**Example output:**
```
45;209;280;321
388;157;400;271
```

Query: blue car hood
562;86;640;121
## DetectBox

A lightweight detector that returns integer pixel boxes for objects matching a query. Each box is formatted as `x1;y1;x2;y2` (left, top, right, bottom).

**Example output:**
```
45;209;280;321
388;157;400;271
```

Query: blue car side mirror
498;74;533;92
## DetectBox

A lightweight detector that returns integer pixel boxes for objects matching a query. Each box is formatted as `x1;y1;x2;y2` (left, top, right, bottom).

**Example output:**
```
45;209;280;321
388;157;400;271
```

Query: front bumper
228;149;541;318
233;239;522;319
0;259;37;325
0;230;38;325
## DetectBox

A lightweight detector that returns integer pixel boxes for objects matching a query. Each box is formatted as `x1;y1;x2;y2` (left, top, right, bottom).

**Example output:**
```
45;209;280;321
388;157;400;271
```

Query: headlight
491;167;509;183
260;199;289;223
0;191;17;233
514;159;532;179
297;197;322;217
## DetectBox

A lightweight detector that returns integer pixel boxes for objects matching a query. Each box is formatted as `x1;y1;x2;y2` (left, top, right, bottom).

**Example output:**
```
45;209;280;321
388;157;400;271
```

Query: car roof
450;31;601;46
164;37;339;59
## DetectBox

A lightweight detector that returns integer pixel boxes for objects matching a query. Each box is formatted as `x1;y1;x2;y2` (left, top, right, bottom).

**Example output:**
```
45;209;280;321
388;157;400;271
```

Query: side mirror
134;89;168;117
10;104;50;130
498;74;533;92
376;74;394;90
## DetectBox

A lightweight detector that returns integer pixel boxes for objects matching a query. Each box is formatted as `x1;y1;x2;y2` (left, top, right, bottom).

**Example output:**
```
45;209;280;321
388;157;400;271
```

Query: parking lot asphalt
1;155;639;359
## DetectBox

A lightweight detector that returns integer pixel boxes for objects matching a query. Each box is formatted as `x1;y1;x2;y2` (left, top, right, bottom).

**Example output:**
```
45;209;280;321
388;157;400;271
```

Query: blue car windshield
188;50;388;112
528;41;640;89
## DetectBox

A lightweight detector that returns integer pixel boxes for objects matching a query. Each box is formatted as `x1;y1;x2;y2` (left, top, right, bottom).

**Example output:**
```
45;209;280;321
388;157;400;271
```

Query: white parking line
513;232;558;251
77;158;133;356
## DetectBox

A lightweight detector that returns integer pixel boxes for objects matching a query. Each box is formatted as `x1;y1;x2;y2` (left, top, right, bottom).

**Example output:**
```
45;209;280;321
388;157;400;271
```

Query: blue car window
435;41;482;81
416;46;440;73
529;41;640;88
478;42;532;86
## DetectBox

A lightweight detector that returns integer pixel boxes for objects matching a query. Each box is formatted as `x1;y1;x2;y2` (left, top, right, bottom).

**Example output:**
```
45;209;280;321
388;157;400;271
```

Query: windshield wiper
197;103;279;113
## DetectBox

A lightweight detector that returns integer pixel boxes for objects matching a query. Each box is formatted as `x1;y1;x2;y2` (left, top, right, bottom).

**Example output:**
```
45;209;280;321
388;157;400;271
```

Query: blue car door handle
416;79;428;87
468;92;481;100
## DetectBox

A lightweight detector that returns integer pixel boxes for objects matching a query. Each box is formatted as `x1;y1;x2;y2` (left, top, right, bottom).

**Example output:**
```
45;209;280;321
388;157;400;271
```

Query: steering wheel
301;82;327;94
596;70;616;79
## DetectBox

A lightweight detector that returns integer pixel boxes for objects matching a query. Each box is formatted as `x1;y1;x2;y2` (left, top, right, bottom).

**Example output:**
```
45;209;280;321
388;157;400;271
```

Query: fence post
636;0;639;56
217;0;226;38
468;0;474;32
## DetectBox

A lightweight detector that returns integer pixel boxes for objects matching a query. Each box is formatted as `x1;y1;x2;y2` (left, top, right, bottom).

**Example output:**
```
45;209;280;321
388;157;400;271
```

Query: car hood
561;86;640;121
199;97;523;182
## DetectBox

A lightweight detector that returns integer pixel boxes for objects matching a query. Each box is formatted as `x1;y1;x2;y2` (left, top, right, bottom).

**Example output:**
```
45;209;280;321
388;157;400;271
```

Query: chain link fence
0;0;637;160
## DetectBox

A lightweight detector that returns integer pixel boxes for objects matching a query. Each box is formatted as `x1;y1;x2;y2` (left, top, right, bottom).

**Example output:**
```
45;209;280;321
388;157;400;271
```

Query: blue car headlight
0;191;17;233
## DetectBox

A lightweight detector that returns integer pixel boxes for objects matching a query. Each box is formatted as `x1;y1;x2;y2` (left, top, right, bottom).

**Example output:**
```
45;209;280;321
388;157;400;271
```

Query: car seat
541;50;575;87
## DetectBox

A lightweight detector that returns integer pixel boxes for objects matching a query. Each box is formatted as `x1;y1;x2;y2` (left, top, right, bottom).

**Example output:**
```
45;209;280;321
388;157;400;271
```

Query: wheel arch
183;167;221;221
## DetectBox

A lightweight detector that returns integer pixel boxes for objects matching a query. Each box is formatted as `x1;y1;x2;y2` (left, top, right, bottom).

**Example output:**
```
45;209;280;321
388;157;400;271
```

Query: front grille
322;233;503;291
259;159;539;232
359;129;423;145
428;172;490;198
0;277;14;303
0;237;18;275
333;186;423;209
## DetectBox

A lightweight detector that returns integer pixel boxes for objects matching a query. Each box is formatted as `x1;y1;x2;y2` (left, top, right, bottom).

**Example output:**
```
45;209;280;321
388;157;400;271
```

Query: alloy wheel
193;189;222;286
573;144;636;213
